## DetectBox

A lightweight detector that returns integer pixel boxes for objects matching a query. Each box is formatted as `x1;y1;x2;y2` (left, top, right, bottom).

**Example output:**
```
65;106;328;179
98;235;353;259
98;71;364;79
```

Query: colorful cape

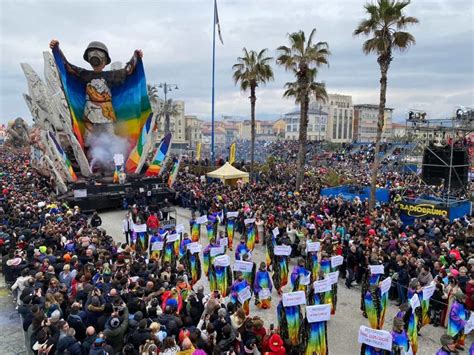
52;46;152;153
145;133;172;176
167;156;181;188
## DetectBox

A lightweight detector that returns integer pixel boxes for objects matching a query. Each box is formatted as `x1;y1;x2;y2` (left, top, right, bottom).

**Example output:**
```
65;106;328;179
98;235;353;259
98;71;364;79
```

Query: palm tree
160;98;180;135
354;0;418;209
276;29;330;190
232;48;274;181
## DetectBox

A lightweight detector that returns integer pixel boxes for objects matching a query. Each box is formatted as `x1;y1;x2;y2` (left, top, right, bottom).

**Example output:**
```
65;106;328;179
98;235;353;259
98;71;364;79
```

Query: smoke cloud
86;132;130;172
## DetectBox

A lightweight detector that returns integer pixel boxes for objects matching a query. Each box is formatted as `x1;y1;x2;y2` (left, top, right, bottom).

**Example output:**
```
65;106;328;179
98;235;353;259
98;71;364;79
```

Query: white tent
206;162;249;185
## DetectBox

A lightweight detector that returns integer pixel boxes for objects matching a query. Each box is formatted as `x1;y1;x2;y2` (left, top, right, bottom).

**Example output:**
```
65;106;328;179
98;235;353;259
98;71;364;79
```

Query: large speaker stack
421;146;469;189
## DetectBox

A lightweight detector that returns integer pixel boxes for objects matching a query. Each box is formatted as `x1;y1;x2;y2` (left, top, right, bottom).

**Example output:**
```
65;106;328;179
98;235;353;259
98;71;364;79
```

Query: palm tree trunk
296;88;309;190
369;58;389;210
165;112;170;135
250;86;256;182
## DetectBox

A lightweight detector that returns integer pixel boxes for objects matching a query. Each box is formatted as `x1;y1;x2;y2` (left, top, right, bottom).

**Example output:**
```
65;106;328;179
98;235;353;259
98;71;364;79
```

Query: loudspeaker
421;146;469;189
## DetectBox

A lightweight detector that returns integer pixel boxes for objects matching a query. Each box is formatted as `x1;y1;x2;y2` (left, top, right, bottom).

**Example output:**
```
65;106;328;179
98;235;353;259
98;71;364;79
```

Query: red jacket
147;215;159;229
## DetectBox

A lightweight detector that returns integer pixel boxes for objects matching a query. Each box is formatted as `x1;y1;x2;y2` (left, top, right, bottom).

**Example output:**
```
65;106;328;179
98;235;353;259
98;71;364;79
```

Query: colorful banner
167;156;181;188
145;133;172;176
48;131;77;181
196;142;201;160
229;142;236;165
126;113;155;173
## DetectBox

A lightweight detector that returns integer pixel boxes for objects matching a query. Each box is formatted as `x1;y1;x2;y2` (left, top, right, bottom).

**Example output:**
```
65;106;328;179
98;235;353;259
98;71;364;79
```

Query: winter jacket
104;308;129;353
56;335;82;355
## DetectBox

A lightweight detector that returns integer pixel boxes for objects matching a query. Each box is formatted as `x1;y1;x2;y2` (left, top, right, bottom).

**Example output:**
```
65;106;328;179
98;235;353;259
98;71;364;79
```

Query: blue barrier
320;185;390;203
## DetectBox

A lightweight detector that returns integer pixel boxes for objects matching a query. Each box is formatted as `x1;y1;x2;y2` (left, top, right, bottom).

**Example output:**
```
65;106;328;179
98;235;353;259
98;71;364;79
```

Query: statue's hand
136;49;143;58
49;39;59;49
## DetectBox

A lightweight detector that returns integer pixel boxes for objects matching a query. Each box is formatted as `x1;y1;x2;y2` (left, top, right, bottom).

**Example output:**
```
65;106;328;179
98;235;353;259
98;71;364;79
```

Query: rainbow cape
226;219;235;249
145;133;172;176
246;223;256;251
48;132;77;182
305;321;327;355
421;297;430;327
308;253;320;282
52;46;151;155
191;221;200;242
167;156;181;188
184;250;201;286
407;310;418;354
206;223;215;240
278;303;302;347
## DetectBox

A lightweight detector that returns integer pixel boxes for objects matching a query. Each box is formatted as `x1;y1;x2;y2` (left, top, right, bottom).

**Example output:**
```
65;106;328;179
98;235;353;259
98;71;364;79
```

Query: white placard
358;326;392;351
464;314;474;334
234;260;254;273
381;277;392;295
272;227;279;237
282;291;306;307
331;255;344;268
214;255;230;267
210;245;225;257
313;278;332;293
306;241;320;253
167;234;179;243
328;271;339;285
73;189;87;198
196;215;208;224
244;218;255;225
151;241;164;251
139;188;145;193
175;224;185;234
113;153;124;166
237;286;252;304
369;264;384;275
409;294;420;310
274;245;292;256
258;288;271;300
187;242;202;254
133;224;147;233
300;273;311;285
422;285;435;300
306;304;331;323
219;237;228;247
227;212;239;219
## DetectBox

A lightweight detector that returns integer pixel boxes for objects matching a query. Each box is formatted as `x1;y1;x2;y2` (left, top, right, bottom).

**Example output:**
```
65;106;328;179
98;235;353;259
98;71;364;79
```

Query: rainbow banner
52;46;151;153
421;298;430;327
379;291;388;329
167;156;181;188
126;113;154;173
145;133;172;176
48;132;77;182
407;311;418;354
308;254;320;282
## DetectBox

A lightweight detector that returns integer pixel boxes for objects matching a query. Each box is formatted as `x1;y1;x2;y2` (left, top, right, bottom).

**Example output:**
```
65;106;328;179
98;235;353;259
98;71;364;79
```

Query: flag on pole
167;156;181;188
196;142;202;160
214;0;224;45
229;142;236;165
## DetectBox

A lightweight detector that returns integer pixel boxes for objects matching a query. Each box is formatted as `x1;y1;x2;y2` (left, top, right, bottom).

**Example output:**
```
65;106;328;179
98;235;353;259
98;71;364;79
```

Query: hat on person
109;317;120;329
450;269;459;278
6;257;22;266
440;334;455;346
39;245;47;254
454;291;467;301
218;308;227;318
49;310;61;323
94;337;105;344
268;333;284;352
368;229;376;236
63;254;72;263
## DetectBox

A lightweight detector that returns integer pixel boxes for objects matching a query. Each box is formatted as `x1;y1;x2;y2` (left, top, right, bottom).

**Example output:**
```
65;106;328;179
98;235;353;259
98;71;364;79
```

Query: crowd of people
1;138;473;354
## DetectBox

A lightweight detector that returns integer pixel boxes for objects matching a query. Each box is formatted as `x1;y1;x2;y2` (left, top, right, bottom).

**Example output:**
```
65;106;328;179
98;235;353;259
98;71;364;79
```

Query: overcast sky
0;0;472;125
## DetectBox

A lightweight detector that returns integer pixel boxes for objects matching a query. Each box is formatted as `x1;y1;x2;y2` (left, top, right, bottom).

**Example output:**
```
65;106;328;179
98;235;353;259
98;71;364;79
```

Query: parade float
21;41;175;210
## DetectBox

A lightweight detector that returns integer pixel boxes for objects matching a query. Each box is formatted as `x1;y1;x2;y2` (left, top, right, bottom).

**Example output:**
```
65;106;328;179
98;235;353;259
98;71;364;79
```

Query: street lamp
155;82;179;135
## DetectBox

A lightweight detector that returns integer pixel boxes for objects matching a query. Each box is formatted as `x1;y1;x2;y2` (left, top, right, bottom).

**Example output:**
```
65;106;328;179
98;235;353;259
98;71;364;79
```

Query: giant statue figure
50;40;152;173
5;117;30;147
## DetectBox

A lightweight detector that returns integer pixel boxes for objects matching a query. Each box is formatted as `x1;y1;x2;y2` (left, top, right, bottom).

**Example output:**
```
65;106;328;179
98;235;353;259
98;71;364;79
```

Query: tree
276;29;330;190
232;48;274;181
354;0;418;209
161;99;179;135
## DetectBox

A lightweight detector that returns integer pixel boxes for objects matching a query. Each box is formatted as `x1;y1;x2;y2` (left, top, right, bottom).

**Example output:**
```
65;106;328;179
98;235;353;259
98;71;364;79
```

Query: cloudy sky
0;0;472;125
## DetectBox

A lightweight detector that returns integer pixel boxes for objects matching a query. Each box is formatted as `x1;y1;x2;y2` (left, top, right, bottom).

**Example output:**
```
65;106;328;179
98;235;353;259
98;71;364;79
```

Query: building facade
154;99;187;149
319;94;354;143
353;104;393;142
185;115;203;149
284;107;328;141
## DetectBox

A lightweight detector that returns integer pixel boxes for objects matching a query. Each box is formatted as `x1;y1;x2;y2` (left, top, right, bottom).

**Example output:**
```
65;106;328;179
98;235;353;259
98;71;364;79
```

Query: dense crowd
1;140;473;354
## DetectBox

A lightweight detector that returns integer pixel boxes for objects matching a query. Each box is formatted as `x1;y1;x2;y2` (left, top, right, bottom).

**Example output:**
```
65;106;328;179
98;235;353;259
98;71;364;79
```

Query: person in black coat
131;319;152;350
56;328;82;355
90;211;102;228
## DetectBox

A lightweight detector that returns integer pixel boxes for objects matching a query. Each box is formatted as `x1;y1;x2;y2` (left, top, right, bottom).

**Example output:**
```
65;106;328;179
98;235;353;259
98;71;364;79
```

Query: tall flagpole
211;0;216;165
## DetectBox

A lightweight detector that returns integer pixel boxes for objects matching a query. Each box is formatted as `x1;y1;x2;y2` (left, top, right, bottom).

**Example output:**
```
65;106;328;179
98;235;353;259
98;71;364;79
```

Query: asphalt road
100;207;473;354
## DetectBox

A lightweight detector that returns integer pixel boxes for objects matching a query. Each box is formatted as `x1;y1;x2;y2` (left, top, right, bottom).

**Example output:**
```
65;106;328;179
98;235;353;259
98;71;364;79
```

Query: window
332;113;337;139
343;117;348;139
338;111;343;139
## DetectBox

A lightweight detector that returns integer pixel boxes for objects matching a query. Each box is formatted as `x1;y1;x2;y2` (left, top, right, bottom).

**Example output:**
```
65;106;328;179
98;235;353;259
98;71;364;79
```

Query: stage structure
393;111;473;224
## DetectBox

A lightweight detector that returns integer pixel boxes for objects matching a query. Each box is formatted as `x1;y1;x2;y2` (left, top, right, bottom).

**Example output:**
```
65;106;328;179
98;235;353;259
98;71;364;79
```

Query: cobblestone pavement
0;276;27;355
101;207;474;354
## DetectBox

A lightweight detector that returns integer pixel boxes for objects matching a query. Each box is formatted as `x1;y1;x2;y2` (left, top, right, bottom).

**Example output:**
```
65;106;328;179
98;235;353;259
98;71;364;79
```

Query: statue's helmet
83;41;111;65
